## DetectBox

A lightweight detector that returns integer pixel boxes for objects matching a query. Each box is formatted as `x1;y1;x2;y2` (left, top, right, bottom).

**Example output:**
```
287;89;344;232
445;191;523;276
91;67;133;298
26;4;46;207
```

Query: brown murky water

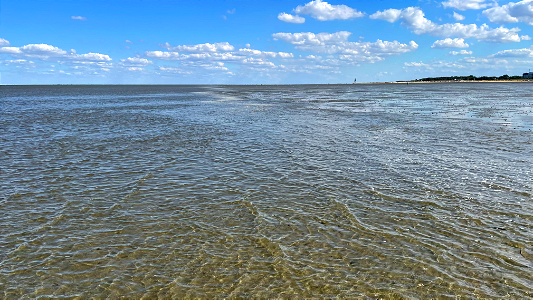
1;83;532;299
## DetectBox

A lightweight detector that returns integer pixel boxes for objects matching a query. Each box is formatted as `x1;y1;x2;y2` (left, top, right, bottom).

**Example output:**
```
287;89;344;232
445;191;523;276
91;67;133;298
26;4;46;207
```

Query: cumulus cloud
4;59;32;64
369;8;402;22
160;42;235;53
120;57;153;65
272;31;352;46
521;35;532;40
145;51;181;60
157;61;232;75
272;31;418;64
125;40;133;44
0;42;115;79
236;48;294;58
74;53;113;61
0;47;23;54
404;61;431;67
431;38;469;48
241;58;276;67
157;66;192;75
147;46;293;62
0;38;10;46
147;52;236;62
145;41;299;74
183;61;229;71
482;0;533;25
278;13;306;23
293;0;365;20
279;0;364;23
370;7;524;43
404;50;532;75
17;44;67;56
442;0;491;11
71;16;87;21
453;12;465;21
0;59;36;70
449;50;473;55
488;46;533;57
0;43;112;62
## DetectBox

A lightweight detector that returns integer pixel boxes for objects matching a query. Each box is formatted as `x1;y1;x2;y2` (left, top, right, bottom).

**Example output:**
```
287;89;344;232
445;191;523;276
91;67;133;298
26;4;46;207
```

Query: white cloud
453;12;466;21
289;0;365;21
181;53;244;61
20;44;68;56
488;46;533;57
158;66;192;75
236;48;294;58
146;48;291;64
145;51;181;60
272;31;352;46
521;35;532;40
278;13;306;23
73;53;112;61
71;16;87;21
227;9;236;14
453;56;530;70
431;38;469;48
145;40;300;75
404;61;431;67
0;42;115;79
0;38;9;46
449;50;473;55
127;67;143;71
482;0;533;25
0;47;22;54
241;58;276;67
0;59;36;69
369;8;402;22
161;42;234;53
272;31;418;64
120;57;153;65
370;7;524;43
125;40;133;44
187;61;229;71
403;50;532;75
5;59;32;64
442;0;491;11
158;60;231;74
0;43;111;62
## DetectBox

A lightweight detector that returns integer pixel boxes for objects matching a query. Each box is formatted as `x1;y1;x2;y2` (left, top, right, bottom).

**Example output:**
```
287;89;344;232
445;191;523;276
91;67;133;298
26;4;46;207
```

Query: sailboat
353;78;356;84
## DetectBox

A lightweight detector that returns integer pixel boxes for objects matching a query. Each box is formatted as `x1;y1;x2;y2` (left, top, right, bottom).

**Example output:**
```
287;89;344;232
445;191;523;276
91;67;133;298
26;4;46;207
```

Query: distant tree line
411;74;523;82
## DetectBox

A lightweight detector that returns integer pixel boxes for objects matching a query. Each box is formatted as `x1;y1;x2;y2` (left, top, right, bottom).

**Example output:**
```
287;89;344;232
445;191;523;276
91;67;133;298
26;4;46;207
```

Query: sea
1;83;532;299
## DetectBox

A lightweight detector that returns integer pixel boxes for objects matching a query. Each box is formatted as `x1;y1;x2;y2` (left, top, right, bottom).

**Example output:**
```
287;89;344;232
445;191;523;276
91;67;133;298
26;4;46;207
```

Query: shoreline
1;80;531;86
356;80;532;84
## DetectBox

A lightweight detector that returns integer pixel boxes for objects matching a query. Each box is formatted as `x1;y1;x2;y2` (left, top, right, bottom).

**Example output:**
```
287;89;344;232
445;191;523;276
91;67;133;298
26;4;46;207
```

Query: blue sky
1;0;532;84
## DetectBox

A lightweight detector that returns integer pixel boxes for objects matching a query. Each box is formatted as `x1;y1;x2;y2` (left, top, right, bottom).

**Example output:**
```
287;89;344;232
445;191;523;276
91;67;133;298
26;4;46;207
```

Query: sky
0;0;532;84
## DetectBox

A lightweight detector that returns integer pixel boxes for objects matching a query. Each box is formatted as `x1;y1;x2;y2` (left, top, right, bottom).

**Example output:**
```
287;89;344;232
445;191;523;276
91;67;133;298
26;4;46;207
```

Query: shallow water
1;83;532;299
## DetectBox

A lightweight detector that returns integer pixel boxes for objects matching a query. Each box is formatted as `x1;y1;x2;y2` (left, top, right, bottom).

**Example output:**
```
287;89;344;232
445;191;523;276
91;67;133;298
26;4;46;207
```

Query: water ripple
0;84;532;298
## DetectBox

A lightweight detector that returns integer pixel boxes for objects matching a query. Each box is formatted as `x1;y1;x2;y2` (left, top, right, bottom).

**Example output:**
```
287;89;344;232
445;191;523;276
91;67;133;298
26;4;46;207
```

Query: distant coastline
355;80;532;84
354;74;533;84
406;74;532;83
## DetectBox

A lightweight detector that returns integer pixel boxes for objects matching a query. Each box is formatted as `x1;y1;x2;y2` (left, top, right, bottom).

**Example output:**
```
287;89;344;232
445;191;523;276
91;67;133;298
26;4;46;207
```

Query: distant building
523;72;533;79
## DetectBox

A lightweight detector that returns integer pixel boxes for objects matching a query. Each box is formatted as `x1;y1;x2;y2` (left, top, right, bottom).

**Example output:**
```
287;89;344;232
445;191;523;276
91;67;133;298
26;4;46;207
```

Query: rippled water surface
1;83;532;299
